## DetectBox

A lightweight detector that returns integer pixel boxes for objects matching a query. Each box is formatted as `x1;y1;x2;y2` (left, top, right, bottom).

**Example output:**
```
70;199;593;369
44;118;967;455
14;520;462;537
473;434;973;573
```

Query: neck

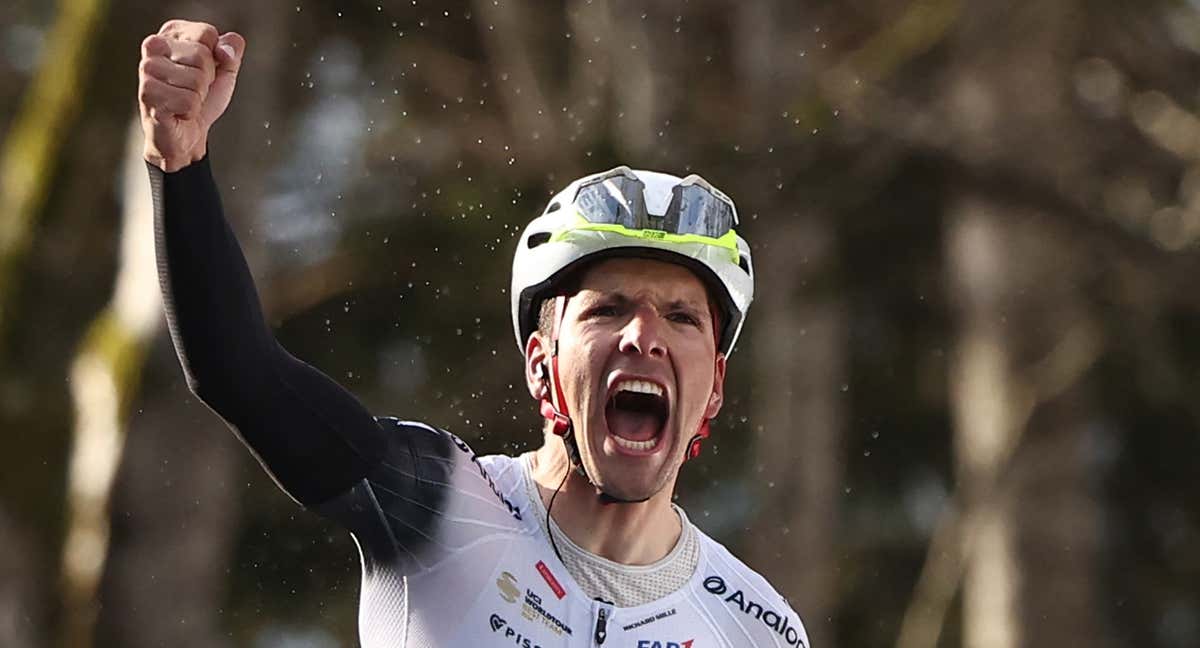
529;438;682;566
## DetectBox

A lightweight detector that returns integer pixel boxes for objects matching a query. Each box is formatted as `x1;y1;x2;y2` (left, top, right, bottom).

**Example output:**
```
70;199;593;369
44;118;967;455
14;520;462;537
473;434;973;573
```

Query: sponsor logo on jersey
703;575;805;647
622;607;678;631
494;569;573;635
497;571;521;603
636;641;693;648
535;560;566;599
489;613;544;648
449;434;522;520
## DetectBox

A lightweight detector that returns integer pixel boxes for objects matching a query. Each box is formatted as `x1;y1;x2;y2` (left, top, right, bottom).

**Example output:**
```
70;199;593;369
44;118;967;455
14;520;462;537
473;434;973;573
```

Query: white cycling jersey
316;419;809;648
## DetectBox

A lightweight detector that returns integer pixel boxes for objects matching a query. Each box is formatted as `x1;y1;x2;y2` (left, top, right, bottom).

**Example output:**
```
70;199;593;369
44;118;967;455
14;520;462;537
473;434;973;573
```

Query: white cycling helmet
511;166;754;357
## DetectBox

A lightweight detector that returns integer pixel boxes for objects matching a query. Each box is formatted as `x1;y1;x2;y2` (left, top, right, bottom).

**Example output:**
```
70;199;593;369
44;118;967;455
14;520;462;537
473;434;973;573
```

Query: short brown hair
534;267;584;338
536;296;559;338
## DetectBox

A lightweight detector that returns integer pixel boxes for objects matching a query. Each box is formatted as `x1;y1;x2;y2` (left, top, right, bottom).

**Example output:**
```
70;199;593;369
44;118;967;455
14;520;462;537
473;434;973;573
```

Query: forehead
576;257;709;304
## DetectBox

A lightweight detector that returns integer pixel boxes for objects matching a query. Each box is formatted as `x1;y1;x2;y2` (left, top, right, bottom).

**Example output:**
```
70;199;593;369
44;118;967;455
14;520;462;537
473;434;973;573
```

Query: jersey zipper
591;598;612;646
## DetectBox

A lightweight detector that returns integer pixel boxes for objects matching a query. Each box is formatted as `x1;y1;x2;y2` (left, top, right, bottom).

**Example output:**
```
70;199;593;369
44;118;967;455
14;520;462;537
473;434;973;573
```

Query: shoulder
373;417;515;464
693;527;811;648
372;417;527;523
475;452;524;493
370;416;487;468
373;416;460;451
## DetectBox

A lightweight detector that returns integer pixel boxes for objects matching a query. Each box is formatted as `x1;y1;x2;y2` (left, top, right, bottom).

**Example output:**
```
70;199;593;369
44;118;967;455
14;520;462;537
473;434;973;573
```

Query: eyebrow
593;291;706;314
666;299;705;314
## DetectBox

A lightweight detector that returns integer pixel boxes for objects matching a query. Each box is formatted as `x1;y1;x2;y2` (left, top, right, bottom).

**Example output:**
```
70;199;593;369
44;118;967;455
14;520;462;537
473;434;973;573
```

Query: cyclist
140;19;809;647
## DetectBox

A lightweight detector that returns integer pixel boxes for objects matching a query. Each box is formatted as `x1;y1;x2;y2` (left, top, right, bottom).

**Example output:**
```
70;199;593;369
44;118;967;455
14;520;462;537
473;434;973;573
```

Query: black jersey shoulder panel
313;419;460;568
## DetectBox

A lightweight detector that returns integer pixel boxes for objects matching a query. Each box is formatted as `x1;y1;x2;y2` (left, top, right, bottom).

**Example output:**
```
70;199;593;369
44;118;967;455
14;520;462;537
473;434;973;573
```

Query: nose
618;306;667;359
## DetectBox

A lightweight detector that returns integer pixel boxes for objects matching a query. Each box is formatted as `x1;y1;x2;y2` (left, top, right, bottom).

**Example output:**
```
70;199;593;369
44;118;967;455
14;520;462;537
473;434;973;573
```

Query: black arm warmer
150;156;388;507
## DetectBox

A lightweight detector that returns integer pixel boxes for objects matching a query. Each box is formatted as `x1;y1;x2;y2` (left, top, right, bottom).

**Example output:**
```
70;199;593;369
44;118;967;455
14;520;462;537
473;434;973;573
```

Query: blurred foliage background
2;1;1199;647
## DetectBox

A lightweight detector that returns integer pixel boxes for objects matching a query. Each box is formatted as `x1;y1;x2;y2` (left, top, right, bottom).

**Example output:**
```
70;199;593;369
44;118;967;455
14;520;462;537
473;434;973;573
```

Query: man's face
528;257;727;502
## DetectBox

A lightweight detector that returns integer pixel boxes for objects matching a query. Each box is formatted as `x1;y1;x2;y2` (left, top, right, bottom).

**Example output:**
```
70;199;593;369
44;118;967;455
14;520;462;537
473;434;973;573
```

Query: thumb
200;31;245;127
214;32;245;75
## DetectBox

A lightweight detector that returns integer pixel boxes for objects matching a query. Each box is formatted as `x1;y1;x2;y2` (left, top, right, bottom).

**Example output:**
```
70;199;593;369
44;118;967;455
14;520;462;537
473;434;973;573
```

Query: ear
524;332;550;401
704;352;727;419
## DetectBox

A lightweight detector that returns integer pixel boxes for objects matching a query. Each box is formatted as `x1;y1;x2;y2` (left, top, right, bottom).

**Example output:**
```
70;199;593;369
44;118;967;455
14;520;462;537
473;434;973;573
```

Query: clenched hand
138;20;244;172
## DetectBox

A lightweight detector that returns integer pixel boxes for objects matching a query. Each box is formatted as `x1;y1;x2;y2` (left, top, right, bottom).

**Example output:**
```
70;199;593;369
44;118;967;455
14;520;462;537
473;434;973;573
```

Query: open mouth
605;378;669;454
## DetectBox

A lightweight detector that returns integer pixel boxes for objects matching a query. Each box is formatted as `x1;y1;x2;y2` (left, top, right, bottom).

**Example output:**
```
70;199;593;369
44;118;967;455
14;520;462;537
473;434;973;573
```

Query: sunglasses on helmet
550;166;741;260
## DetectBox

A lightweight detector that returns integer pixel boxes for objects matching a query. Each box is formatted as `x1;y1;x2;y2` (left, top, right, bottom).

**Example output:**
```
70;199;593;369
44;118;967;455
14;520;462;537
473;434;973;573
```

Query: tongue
606;402;660;442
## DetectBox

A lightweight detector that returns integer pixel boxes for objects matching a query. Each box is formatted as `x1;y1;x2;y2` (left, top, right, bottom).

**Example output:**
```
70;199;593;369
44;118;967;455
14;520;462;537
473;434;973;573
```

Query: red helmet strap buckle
538;295;573;438
686;419;712;460
539;399;571;436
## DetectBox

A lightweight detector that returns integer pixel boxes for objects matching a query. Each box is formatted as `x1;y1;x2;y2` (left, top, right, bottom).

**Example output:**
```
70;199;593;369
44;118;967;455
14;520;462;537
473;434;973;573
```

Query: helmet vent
545;202;562;214
527;232;552;248
739;254;752;275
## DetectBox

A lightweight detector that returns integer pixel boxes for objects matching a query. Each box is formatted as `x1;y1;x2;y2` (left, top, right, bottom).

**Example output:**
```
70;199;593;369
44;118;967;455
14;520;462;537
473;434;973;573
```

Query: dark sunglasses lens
668;185;735;237
574;176;647;229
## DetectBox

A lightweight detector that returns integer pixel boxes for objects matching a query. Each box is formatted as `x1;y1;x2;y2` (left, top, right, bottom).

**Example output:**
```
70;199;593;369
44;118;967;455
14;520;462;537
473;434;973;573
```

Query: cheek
560;337;608;396
676;344;717;407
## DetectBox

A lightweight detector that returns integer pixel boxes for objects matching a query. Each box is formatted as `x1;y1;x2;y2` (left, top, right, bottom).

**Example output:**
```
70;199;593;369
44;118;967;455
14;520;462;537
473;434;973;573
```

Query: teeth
613;435;659;451
614;379;664;397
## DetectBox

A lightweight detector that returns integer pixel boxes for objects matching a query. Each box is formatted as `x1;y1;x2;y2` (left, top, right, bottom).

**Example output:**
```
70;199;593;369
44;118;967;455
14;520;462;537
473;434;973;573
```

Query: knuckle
170;47;198;67
139;81;162;105
180;41;212;65
141;35;169;58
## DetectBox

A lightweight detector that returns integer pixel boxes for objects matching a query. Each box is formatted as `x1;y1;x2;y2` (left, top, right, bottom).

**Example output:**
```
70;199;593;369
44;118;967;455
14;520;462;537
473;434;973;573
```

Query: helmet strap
538;295;589;481
682;304;721;462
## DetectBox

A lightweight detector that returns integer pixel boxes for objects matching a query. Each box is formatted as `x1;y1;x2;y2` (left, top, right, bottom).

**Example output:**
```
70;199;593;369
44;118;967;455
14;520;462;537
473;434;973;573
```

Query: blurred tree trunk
93;358;243;648
748;215;845;648
740;5;844;647
943;203;1108;648
0;2;121;646
936;3;1108;647
87;2;288;646
58;120;162;648
0;0;108;359
945;200;1021;648
1014;390;1107;648
0;505;42;647
474;0;563;168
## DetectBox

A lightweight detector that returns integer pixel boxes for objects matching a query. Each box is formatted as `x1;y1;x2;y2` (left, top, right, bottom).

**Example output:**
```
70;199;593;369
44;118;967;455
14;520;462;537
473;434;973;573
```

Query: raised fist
138;20;244;172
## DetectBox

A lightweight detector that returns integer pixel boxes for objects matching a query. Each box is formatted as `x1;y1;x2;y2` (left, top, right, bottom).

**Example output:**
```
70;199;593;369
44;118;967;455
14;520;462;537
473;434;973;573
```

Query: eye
587;304;619;318
668;311;701;327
